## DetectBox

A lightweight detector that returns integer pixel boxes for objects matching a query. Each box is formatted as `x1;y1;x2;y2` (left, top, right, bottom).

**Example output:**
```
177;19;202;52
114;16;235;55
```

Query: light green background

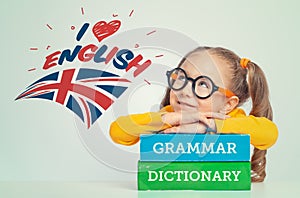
1;0;299;187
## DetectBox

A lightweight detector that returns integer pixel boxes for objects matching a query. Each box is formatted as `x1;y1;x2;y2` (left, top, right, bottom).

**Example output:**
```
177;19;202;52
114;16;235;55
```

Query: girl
110;46;278;182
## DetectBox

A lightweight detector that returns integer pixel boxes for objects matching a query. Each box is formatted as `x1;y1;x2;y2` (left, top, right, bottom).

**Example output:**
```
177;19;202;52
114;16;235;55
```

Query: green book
138;161;251;190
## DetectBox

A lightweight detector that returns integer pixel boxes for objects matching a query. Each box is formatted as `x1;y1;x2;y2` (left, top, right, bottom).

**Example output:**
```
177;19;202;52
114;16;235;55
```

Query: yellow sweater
109;105;278;150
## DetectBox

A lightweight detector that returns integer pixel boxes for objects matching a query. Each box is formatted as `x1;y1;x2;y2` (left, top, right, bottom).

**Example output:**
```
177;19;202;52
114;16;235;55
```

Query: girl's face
169;51;232;113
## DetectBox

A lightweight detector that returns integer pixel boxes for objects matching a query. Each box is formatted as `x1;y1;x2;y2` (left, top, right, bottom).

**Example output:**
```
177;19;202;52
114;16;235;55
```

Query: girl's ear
221;96;239;114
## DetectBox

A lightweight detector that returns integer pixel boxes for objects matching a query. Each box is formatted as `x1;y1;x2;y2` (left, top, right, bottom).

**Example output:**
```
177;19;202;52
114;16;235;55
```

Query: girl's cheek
204;95;226;112
196;100;212;112
196;96;224;112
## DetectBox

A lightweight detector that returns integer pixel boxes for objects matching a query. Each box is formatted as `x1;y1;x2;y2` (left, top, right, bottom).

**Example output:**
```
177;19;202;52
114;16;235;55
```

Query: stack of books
138;134;251;190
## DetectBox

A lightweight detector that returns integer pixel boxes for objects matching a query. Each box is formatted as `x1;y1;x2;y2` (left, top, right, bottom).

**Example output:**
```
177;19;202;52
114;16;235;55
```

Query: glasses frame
166;68;235;99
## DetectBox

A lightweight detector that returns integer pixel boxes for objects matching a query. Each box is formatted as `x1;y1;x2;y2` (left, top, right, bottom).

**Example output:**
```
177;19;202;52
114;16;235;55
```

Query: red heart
92;20;121;42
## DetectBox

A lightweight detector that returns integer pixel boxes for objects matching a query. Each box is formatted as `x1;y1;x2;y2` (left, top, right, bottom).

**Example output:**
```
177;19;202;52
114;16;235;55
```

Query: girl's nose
180;81;194;98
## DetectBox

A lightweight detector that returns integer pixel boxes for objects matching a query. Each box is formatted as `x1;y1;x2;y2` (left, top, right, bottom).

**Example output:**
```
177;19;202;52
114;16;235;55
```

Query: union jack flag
16;68;131;128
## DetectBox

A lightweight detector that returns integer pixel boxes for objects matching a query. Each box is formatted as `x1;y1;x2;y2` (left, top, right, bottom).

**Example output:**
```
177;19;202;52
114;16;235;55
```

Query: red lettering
43;51;61;70
78;44;98;62
105;47;119;64
126;55;152;77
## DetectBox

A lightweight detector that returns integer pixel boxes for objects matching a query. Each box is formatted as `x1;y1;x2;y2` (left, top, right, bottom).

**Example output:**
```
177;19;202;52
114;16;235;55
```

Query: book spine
138;161;251;190
140;134;250;162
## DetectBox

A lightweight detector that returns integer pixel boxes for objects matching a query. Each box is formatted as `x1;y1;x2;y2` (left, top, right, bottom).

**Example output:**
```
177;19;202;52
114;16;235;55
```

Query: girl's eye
178;75;186;81
199;81;209;88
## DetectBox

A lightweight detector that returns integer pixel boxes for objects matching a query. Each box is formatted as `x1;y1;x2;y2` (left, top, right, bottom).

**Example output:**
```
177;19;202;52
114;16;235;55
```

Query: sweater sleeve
215;110;278;150
109;111;171;146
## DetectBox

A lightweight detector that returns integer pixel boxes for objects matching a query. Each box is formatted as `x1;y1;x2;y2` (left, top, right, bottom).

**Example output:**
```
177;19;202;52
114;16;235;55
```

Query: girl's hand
162;111;228;127
163;122;208;134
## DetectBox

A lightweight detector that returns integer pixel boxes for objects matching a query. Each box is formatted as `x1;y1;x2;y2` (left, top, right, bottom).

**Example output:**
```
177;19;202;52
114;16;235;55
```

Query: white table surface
0;181;299;198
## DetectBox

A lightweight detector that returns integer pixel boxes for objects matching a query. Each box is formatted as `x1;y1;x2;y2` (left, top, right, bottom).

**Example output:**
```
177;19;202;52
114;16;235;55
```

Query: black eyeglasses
166;68;235;99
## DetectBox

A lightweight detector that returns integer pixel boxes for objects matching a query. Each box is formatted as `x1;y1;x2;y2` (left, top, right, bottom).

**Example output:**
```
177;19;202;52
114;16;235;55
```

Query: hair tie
240;58;250;69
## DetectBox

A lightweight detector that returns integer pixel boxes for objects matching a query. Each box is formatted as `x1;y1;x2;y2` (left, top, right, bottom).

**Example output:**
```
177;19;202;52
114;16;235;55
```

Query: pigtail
247;62;273;120
247;61;273;182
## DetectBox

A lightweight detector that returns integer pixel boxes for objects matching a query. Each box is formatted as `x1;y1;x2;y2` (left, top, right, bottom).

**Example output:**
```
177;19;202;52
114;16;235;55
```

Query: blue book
140;134;250;162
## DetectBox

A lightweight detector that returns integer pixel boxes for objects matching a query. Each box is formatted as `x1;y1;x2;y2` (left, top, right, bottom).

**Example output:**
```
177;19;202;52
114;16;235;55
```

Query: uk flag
16;68;131;128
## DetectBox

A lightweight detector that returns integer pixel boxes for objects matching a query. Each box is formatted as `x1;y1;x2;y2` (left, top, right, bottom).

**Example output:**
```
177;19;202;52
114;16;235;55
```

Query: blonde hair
160;47;273;182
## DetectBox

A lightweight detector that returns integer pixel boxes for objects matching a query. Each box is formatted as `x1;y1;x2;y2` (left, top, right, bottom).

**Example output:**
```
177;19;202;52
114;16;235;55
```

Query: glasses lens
168;69;187;90
194;77;213;98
